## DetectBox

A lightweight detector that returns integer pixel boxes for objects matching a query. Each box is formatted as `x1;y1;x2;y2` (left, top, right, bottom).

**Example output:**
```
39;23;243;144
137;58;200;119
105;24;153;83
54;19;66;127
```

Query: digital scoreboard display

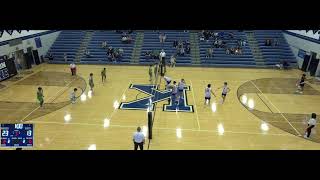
0;61;10;81
1;124;34;147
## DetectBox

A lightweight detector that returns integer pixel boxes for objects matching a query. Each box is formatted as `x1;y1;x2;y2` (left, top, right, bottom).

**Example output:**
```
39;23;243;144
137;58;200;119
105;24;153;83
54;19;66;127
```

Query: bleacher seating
47;30;297;68
254;30;297;67
140;31;192;65
48;30;85;62
199;30;256;67
81;31;136;64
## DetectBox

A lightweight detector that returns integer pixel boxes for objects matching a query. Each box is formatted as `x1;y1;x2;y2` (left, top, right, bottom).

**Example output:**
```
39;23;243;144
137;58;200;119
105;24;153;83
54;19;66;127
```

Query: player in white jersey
217;82;230;104
70;88;78;104
163;76;172;90
204;84;216;105
177;79;186;101
304;113;317;138
171;81;179;105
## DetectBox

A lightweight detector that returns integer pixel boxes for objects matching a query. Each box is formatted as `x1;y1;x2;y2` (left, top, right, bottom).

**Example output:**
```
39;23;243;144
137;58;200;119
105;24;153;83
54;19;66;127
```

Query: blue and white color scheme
119;84;193;112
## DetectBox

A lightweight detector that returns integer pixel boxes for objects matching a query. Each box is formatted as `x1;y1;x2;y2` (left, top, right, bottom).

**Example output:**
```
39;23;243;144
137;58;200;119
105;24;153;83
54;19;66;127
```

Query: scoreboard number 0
15;124;23;129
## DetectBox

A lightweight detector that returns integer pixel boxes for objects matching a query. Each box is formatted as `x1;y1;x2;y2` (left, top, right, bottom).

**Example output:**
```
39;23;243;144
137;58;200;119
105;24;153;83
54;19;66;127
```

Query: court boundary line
250;80;302;136
190;80;201;130
109;80;132;120
28;120;294;137
255;93;274;113
0;70;40;97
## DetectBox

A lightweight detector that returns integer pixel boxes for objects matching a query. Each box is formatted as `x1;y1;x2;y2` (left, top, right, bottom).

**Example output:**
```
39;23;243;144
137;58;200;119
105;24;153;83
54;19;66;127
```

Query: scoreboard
1;124;34;147
0;61;10;81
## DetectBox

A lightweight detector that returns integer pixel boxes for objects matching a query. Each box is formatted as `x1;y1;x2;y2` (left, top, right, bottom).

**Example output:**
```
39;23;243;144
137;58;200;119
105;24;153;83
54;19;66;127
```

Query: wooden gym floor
1;63;320;150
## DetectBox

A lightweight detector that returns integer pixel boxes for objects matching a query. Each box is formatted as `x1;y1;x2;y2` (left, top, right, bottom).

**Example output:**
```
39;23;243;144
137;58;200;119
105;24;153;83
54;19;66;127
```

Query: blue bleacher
47;30;297;68
80;31;136;64
254;30;297;67
198;30;256;67
140;31;192;65
48;30;85;62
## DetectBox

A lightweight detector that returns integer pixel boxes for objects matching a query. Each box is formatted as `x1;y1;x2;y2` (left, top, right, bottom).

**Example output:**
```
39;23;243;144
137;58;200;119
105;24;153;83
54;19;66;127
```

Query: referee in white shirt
304;113;317;138
133;127;145;150
159;49;166;76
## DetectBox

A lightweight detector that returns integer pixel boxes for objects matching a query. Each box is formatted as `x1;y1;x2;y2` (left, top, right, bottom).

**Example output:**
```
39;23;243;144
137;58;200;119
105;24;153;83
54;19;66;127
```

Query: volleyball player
154;64;158;78
171;81;179;105
70;88;78;104
163;76;172;90
101;68;106;83
149;65;153;82
177;79;186;101
296;74;306;94
204;84;216;105
37;87;44;108
304;113;316;139
217;82;231;104
89;73;94;92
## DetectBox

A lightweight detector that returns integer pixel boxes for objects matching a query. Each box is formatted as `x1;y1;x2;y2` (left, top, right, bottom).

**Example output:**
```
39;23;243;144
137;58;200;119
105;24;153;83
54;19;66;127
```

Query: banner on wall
298;49;307;59
288;30;320;40
6;30;13;35
35;37;42;48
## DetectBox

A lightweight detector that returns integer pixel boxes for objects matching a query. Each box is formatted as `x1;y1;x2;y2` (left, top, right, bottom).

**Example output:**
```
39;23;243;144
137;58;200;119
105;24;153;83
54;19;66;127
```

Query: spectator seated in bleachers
173;40;178;48
107;46;114;56
113;49;121;60
47;52;53;60
225;48;230;55
101;41;108;49
274;38;279;46
200;35;205;41
185;44;191;54
234;47;242;55
276;60;290;70
85;50;91;57
118;48;124;57
121;35;133;44
228;32;234;39
206;47;213;58
178;47;185;56
145;51;152;59
151;50;160;60
203;30;211;41
265;39;272;46
213;40;219;48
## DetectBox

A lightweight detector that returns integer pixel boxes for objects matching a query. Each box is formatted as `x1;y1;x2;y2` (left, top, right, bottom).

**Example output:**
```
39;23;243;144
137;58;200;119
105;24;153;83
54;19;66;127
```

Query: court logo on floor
119;84;193;112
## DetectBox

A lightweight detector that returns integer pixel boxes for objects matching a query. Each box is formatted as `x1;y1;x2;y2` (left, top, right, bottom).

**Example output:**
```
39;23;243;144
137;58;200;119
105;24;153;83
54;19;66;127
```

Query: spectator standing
159;33;166;43
64;53;68;62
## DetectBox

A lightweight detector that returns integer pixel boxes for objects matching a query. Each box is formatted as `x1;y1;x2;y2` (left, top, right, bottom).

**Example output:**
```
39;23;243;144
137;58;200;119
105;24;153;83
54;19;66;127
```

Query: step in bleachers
254;30;297;67
48;30;85;62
